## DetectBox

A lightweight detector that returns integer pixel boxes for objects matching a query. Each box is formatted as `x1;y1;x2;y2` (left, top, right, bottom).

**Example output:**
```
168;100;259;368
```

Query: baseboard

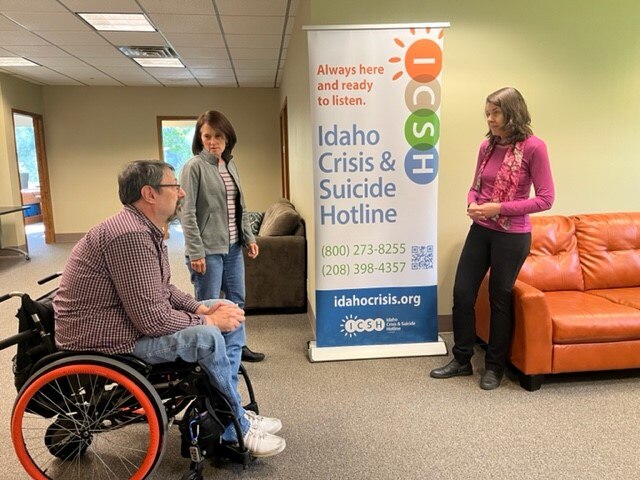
54;232;85;243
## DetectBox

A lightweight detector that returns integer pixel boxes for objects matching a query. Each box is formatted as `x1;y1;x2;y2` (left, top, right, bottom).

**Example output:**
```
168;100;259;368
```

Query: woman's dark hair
485;87;533;144
191;110;237;161
118;160;174;205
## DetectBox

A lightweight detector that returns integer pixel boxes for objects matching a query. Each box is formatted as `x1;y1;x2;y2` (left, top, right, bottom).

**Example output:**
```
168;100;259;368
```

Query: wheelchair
0;273;259;480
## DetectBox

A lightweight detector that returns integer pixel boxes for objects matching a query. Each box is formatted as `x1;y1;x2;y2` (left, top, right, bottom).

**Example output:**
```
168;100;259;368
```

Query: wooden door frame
11;109;55;244
279;99;290;199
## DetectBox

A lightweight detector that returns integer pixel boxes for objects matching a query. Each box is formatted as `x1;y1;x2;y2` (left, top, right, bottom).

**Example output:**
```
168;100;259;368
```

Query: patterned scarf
473;140;524;230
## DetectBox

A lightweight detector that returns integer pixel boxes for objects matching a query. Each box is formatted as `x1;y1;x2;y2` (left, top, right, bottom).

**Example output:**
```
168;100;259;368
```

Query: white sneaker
245;410;282;434
243;425;286;457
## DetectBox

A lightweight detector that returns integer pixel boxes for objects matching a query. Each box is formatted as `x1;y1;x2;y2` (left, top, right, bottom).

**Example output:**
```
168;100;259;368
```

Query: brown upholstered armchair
243;199;307;313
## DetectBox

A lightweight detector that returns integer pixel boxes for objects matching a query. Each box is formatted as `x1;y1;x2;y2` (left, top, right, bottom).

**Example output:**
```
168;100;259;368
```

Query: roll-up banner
306;23;449;362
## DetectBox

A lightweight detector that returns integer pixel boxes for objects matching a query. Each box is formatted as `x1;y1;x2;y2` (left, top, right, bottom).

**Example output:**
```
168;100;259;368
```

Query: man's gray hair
118;160;174;205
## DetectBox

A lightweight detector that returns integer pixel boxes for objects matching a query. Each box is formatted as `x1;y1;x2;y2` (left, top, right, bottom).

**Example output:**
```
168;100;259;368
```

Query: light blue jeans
133;299;249;441
187;242;245;308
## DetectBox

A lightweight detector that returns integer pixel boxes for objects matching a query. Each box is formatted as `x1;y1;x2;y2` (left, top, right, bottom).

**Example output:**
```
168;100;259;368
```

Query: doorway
12;110;54;244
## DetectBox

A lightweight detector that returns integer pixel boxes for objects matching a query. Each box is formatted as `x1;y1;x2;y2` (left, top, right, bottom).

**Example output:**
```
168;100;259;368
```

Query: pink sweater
466;135;554;233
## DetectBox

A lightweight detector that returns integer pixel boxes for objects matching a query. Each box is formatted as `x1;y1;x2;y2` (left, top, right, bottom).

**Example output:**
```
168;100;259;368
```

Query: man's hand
203;302;245;332
190;257;206;274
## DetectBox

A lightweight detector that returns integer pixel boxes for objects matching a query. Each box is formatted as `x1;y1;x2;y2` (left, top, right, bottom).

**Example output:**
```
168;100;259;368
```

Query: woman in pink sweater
431;87;555;389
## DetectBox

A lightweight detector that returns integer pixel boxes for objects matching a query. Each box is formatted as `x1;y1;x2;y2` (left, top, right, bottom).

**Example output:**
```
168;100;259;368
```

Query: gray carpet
1;223;639;479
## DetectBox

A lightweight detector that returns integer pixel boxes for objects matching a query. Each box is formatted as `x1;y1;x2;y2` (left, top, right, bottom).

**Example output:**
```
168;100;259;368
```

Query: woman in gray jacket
180;110;264;362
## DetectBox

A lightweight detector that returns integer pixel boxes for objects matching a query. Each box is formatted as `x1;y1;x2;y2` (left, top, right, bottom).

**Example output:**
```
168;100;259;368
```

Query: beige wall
0;73;44;247
280;0;640;315
42;86;281;235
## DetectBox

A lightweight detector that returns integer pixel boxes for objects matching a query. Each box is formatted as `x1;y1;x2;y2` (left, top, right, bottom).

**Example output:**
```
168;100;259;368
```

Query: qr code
411;245;434;270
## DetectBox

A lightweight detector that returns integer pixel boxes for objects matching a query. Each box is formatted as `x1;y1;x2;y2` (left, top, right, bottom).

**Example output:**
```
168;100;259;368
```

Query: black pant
451;223;531;372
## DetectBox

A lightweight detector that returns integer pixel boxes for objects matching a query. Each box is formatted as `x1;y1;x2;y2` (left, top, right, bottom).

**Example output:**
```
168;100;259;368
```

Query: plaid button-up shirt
54;205;203;354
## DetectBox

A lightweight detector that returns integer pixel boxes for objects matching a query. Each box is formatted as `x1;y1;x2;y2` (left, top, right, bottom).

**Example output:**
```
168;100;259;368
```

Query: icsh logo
340;314;386;337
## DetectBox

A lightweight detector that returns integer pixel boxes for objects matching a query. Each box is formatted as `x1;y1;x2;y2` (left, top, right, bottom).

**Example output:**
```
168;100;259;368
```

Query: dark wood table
0;206;30;260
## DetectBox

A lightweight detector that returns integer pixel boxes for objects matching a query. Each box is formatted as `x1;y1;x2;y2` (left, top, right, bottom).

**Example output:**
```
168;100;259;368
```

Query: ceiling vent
118;46;177;58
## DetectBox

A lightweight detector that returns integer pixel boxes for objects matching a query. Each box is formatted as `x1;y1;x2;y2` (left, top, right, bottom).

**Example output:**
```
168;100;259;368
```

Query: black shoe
480;370;503;390
242;345;265;362
430;359;473;379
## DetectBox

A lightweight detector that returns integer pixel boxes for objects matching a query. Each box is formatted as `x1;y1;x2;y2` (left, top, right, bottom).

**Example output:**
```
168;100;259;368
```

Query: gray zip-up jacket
179;150;255;260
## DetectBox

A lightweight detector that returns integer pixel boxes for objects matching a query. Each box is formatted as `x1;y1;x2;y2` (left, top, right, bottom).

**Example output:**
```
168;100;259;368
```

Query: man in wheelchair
53;160;286;459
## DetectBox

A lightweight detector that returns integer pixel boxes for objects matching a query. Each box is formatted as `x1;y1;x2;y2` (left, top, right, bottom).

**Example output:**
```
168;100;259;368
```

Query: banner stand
308;338;447;362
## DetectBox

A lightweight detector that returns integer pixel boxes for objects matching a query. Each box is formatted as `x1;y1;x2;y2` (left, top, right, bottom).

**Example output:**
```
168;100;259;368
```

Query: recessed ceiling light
0;57;38;66
132;58;185;68
78;13;155;32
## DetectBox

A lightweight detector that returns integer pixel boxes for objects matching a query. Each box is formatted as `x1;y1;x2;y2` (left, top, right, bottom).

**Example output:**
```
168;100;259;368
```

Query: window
14;113;39;189
158;117;196;177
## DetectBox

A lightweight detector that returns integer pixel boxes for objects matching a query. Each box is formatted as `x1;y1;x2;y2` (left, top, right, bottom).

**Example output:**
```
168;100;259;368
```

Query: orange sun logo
389;28;444;82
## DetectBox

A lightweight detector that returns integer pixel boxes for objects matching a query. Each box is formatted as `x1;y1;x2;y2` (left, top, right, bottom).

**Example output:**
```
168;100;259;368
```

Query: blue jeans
187;242;245;308
132;299;249;441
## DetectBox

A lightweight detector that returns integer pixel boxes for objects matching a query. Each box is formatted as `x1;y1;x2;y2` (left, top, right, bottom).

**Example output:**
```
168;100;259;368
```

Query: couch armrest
243;235;307;310
509;280;553;374
476;278;553;375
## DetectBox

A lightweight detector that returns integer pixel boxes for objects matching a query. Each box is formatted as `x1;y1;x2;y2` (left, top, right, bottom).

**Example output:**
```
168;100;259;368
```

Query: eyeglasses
154;183;181;190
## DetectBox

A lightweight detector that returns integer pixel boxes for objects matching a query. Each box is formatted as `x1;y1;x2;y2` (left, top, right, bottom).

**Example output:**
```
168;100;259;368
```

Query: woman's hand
467;202;501;220
247;242;259;259
190;257;206;274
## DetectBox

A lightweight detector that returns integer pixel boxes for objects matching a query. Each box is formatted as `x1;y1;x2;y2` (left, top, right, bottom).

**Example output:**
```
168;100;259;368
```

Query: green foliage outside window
15;125;39;189
162;125;195;177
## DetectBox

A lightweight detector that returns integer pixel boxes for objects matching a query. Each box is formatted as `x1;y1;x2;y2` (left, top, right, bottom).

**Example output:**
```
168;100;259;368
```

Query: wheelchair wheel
11;355;168;480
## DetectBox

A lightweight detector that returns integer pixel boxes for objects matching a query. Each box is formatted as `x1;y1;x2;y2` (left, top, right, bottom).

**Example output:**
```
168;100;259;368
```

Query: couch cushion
517;216;584;291
572;212;640;290
545;291;640;344
258;198;301;236
587;287;640;310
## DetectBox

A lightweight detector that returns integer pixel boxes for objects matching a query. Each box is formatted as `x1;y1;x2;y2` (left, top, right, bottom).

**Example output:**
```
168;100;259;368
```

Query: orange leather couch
475;212;640;391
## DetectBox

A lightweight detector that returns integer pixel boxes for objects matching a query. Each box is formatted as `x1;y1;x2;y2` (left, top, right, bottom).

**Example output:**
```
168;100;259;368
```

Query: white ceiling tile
236;68;276;77
160;77;200;86
121;78;164;86
200;78;237;87
178;48;229;60
0;0;67;13
184;58;232;70
228;48;280;60
86;56;136;67
60;0;142;13
233;58;280;69
137;0;213;15
216;0;289;16
189;68;235;78
99;31;167;47
143;67;192;77
5;12;89;31
28;56;89;67
82;76;123;86
220;15;286;35
4;45;70;57
165;33;224;48
0;47;15;55
37;30;110;46
62;45;123;57
0;1;298;88
225;34;282;49
1;65;82;84
148;14;219;35
0;30;52;45
51;65;113;77
0;15;22;30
